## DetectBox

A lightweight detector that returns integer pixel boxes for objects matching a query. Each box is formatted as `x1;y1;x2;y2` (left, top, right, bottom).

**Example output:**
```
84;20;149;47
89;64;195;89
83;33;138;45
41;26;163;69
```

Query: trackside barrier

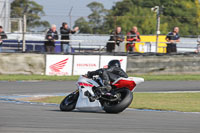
2;53;200;75
45;55;73;76
2;37;199;53
45;54;127;76
73;55;100;75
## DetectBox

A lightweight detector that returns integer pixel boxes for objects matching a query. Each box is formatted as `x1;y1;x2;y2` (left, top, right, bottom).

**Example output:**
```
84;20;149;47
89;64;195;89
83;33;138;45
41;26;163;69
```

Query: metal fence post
22;14;26;52
79;42;81;52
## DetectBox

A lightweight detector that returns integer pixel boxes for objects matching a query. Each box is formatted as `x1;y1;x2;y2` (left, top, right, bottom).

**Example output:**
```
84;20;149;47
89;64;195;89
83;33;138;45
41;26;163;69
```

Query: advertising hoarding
45;55;73;76
100;56;127;71
73;55;100;75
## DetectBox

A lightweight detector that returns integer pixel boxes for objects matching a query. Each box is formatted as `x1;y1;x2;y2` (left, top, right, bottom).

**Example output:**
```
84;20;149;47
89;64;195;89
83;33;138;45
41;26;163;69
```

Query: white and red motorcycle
60;75;144;113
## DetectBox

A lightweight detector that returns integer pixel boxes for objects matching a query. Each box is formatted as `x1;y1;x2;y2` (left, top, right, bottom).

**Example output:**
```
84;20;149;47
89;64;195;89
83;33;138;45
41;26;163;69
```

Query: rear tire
103;88;133;113
60;91;79;111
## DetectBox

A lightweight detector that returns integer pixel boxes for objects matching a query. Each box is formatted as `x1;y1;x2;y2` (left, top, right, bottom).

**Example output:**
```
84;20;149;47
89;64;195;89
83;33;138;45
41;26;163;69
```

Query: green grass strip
1;74;200;81
0;75;79;81
130;92;200;112
134;74;200;81
30;92;200;112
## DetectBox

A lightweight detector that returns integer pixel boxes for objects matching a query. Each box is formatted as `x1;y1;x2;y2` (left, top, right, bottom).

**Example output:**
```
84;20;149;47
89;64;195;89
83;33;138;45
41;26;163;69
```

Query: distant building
0;0;10;32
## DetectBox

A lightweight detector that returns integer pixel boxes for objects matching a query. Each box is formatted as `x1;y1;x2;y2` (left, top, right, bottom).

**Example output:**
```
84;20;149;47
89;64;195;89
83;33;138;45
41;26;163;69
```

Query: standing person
126;26;141;52
165;27;180;53
45;24;59;53
0;26;7;52
60;22;79;53
106;26;124;52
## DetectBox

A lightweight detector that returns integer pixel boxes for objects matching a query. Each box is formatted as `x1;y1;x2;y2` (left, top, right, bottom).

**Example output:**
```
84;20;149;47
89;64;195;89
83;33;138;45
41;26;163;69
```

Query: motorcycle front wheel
103;88;133;113
60;91;79;111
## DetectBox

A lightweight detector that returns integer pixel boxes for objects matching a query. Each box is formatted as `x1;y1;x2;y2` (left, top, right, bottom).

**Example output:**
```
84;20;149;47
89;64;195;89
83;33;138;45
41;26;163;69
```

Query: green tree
75;0;200;35
107;0;200;35
74;17;92;33
11;0;50;32
74;2;108;34
105;0;156;34
104;0;156;35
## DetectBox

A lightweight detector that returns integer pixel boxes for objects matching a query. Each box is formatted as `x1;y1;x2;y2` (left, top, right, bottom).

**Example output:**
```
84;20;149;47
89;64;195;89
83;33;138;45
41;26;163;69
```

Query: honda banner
45;55;73;76
100;56;127;71
73;55;100;75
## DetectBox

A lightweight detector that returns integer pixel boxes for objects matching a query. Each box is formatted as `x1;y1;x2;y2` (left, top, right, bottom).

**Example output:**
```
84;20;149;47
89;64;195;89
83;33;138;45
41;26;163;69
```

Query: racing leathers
126;31;140;52
87;66;128;92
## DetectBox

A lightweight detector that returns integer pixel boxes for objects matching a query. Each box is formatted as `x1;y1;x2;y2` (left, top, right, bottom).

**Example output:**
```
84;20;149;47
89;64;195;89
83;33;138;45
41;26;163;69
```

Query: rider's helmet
108;60;121;68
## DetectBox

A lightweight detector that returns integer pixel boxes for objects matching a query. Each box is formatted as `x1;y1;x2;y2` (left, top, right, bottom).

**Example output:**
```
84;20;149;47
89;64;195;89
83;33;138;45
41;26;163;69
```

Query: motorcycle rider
87;60;128;94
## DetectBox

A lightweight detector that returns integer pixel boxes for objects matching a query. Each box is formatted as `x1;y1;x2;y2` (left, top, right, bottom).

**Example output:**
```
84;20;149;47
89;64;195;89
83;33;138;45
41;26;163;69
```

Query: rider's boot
97;85;112;96
109;89;120;98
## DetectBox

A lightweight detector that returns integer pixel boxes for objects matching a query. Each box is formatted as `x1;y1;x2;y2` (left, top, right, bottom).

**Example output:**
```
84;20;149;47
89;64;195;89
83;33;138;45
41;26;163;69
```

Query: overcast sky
34;0;121;29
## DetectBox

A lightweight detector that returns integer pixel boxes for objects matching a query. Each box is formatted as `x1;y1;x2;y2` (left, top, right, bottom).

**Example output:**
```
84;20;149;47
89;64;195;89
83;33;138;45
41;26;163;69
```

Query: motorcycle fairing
112;77;144;92
75;76;144;111
75;76;103;111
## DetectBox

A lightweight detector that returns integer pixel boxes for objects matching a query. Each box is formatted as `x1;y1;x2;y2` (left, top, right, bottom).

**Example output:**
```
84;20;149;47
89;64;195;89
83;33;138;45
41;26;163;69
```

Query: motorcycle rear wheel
103;88;133;113
60;91;79;111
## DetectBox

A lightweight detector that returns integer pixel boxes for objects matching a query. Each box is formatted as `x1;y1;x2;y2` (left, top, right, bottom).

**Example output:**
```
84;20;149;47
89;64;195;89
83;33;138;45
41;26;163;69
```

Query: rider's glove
87;71;93;78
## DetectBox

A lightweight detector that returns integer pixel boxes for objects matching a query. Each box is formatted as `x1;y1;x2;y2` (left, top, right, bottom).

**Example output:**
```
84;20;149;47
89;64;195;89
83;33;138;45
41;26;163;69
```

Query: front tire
60;91;79;111
103;88;133;113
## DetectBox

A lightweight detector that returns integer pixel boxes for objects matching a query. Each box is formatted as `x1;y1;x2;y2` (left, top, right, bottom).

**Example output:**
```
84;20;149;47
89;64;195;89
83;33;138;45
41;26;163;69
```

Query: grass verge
1;74;200;81
134;74;200;81
29;92;200;112
129;92;200;112
0;75;79;81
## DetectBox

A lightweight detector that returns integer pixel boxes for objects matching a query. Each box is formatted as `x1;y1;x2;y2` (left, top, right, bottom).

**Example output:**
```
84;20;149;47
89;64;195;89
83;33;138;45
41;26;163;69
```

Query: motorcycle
60;75;144;113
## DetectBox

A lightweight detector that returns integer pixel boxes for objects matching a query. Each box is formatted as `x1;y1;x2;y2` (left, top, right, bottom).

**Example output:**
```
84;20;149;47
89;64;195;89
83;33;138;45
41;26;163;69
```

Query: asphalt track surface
1;81;200;133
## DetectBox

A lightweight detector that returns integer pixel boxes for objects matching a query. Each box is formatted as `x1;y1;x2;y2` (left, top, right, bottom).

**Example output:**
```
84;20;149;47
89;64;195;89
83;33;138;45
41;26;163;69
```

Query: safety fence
1;33;200;54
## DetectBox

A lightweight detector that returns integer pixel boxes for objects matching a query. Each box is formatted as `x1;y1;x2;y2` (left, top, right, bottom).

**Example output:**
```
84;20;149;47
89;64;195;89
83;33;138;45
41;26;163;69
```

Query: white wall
0;0;10;32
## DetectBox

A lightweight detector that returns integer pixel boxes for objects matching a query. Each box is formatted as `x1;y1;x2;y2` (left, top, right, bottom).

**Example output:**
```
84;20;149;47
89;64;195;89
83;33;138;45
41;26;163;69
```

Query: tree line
10;0;200;35
74;0;200;35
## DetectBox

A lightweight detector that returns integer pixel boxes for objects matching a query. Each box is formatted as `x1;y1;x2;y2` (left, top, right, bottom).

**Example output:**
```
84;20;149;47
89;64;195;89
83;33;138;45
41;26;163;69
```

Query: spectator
165;27;180;53
45;24;59;53
106;26;124;52
0;26;7;52
196;35;200;53
126;26;141;52
60;22;79;53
